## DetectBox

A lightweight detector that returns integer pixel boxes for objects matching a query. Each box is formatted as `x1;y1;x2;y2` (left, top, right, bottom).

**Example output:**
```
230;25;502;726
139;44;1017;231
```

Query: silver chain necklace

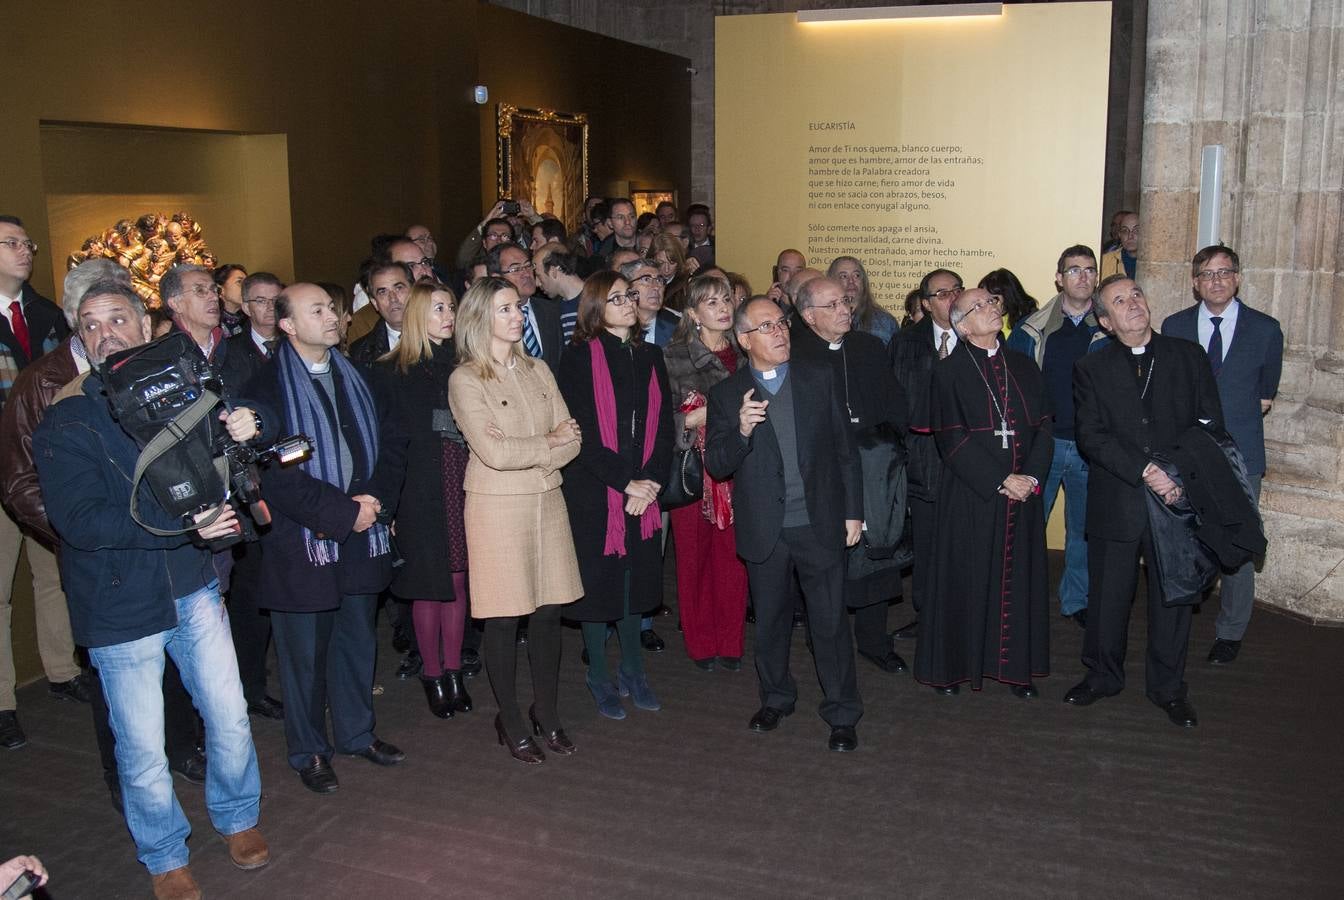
961;342;1016;450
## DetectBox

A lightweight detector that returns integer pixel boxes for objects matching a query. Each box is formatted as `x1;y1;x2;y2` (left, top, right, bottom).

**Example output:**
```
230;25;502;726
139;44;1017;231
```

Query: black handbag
661;445;704;508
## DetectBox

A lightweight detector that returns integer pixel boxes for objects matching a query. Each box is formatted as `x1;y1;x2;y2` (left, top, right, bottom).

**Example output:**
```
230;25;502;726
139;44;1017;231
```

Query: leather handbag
661;445;704;508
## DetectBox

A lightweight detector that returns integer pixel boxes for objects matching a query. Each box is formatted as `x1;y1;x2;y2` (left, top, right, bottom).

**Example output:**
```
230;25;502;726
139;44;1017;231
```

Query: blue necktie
522;309;542;358
1207;316;1223;377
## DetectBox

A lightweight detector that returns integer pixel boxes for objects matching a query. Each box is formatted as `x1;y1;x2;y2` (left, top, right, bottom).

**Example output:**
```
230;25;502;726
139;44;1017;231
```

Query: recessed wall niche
39;122;295;302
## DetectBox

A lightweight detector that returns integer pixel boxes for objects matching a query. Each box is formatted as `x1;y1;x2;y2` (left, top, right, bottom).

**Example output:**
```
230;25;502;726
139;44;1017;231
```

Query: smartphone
1;870;40;900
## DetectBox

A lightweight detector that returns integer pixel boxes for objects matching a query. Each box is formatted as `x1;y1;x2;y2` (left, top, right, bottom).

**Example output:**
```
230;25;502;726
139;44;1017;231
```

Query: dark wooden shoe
496;715;545;765
529;705;576;755
1207;638;1241;665
828;725;858;752
297;755;339;794
748;706;792;732
1159;697;1198;728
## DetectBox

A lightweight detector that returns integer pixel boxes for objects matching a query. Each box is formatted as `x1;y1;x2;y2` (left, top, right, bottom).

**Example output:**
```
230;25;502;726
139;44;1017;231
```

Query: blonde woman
447;277;583;764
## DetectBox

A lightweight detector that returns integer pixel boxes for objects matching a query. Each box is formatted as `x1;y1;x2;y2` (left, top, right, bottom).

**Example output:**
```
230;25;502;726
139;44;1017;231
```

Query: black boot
443;669;473;713
420;675;454;719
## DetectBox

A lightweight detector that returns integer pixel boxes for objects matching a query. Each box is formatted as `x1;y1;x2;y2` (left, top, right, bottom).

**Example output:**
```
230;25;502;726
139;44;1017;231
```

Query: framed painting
632;190;676;218
497;105;589;234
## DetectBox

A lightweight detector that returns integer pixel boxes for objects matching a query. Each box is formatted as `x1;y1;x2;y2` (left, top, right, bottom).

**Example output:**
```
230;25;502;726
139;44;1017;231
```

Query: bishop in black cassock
914;288;1053;696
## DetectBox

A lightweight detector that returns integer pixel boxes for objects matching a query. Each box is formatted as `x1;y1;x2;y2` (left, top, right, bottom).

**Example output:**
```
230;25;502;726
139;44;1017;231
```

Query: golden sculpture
67;211;217;307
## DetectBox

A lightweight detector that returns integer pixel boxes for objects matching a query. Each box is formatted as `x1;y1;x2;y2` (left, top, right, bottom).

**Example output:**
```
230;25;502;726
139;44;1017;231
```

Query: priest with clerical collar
791;277;910;674
1067;274;1223;728
913;287;1054;698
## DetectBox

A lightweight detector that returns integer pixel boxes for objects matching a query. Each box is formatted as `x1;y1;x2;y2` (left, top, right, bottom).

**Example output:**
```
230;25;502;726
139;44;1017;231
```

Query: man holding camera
34;279;270;900
244;283;407;794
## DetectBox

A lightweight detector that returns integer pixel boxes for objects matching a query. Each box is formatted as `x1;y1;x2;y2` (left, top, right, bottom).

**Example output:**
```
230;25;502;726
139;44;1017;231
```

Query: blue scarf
275;341;390;565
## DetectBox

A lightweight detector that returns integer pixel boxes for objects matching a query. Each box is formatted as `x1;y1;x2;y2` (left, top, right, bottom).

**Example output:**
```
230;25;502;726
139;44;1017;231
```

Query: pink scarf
591;339;662;556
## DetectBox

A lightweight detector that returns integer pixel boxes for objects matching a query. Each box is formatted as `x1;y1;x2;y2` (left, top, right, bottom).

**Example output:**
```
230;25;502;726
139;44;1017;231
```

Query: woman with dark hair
725;272;752;307
901;287;925;328
559;271;674;718
828;256;899;346
978;268;1039;329
374;281;473;720
448;277;584;764
662;275;749;671
648;232;694;312
214;263;248;334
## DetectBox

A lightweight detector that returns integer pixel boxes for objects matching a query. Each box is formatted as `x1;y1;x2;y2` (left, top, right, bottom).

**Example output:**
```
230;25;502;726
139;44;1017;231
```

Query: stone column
1141;0;1344;623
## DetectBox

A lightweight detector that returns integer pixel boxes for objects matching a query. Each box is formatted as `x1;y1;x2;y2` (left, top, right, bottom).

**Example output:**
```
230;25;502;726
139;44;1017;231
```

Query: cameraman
33;280;272;898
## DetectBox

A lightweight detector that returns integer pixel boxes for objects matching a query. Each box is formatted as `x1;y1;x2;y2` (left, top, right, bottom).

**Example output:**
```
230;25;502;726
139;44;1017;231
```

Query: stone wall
1140;0;1344;623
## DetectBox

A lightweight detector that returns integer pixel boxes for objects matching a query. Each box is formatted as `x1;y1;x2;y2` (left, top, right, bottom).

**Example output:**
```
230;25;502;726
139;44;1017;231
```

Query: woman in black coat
374;281;472;719
559;271;673;720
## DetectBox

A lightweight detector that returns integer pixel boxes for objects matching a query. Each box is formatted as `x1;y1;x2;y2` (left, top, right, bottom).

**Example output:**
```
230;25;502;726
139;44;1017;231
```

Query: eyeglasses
963;295;1005;317
1195;267;1238;282
415;257;434;269
411;234;434;245
176;284;220;300
607;290;641;306
629;273;659;286
741;316;790;335
0;239;38;254
927;286;964;302
247;296;278;308
1062;266;1098;278
812;297;855;312
1118;226;1140;236
502;261;534;275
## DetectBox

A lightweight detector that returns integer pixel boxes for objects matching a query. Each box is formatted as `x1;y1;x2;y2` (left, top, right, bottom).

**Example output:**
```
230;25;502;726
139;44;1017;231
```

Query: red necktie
8;301;31;360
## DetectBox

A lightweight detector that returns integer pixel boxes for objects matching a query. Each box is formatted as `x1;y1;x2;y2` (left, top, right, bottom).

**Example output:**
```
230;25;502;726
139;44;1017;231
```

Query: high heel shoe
443;669;473;713
494;715;545;765
529;704;576;756
420;675;453;719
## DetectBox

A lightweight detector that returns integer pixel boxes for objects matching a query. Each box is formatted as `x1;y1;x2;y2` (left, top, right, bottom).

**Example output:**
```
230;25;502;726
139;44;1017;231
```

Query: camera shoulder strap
129;389;231;536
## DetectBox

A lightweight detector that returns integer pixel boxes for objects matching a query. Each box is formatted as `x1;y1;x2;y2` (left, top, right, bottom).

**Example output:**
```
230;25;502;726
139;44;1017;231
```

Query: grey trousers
1215;474;1262;641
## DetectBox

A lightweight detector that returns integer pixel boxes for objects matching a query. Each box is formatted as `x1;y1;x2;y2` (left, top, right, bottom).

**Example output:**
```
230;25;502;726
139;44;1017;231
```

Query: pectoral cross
994;419;1016;450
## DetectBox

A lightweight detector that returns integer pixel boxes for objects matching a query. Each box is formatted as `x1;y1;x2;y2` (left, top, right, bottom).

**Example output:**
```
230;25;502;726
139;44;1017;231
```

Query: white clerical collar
308;355;332;374
760;367;778;379
1130;345;1147;355
827;340;843;351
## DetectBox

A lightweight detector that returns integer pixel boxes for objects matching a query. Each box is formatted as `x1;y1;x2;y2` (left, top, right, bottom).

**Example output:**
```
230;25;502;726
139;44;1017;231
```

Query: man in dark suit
1161;244;1282;664
624;258;680;350
0;215;78;751
705;297;864;752
349;262;412;365
1067;275;1224;728
489;243;564;373
888;268;963;640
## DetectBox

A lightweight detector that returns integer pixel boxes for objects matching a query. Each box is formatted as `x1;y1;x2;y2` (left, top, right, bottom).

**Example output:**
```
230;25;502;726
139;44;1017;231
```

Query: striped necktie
522;308;542;358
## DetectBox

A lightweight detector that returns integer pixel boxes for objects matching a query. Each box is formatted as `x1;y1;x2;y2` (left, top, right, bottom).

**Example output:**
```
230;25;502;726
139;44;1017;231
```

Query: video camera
99;331;311;551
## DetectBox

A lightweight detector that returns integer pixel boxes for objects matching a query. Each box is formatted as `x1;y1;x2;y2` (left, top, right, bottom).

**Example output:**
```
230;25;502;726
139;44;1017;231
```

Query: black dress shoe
529;705;576;755
1159;696;1198;728
0;711;27;750
49;672;93;703
391;631;412;655
1010;683;1039;699
828;725;858;753
420;675;454;719
1207;638;1241;665
692;657;716;672
297;755;339;793
496;714;545;765
443;670;473;713
860;650;908;673
460;647;482;678
1069;609;1088;630
344;738;406;766
932;684;960;696
247;696;285;720
1063;681;1110;706
640;629;665;652
892;620;919;641
396;650;422;680
747;706;792;732
718;656;742;671
171;750;207;785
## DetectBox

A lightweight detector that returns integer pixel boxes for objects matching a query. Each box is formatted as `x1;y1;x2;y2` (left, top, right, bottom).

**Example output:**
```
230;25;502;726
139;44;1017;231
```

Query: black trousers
271;594;378;770
89;656;199;779
227;545;271;705
1082;527;1192;705
851;601;890;659
908;496;936;614
745;525;862;727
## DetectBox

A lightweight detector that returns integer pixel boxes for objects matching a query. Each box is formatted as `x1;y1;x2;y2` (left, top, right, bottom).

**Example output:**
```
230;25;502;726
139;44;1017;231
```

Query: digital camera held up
99;331;311;551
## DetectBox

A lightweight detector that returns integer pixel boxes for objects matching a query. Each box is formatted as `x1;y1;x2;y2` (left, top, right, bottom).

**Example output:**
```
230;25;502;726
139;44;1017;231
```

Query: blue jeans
1043;437;1089;616
90;581;260;875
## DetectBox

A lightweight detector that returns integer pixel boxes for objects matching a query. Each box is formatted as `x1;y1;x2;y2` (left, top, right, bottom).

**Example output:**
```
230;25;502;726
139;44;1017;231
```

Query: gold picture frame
496;104;589;234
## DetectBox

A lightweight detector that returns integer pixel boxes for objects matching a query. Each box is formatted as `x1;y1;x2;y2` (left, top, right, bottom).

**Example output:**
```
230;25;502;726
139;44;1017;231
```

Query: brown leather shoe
151;866;202;900
223;826;271;870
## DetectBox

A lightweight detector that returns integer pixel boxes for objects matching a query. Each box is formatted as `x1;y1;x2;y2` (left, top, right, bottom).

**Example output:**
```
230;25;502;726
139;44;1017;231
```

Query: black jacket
526;295;566;374
348;320;392;366
219;320;273;394
705;357;862;563
889;316;940;500
1073;333;1224;541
